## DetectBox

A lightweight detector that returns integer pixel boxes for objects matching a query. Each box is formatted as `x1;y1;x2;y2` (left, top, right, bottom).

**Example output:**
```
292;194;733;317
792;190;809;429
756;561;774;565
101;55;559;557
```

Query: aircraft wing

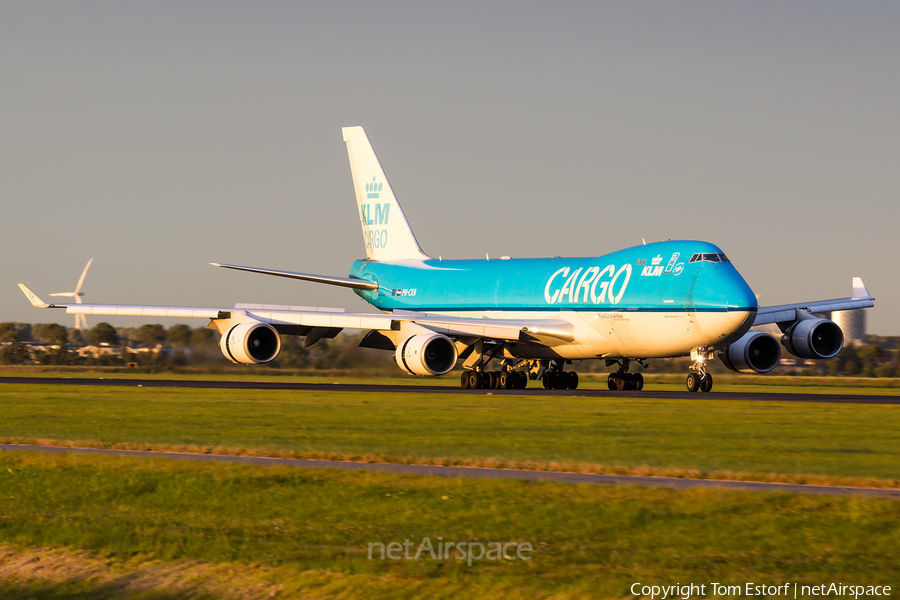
753;277;874;326
17;284;571;343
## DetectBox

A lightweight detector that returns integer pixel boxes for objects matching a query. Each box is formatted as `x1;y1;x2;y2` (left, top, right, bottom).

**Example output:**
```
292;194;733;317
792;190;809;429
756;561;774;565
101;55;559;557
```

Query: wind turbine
50;258;93;330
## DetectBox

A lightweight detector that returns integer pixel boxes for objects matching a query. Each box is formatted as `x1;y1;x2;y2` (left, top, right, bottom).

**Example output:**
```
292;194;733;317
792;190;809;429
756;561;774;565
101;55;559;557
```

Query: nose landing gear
686;350;714;393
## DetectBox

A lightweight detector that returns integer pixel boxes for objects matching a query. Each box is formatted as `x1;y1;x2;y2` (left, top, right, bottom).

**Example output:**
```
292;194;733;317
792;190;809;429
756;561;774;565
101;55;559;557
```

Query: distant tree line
0;321;395;372
1;321;899;376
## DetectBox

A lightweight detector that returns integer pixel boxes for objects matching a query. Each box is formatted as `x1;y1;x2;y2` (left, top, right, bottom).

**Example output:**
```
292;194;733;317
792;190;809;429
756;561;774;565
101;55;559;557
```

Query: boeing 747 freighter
19;127;875;391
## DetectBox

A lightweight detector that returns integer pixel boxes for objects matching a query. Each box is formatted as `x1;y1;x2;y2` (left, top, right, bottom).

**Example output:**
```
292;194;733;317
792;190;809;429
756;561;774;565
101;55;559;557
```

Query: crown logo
651;255;663;266
366;176;383;199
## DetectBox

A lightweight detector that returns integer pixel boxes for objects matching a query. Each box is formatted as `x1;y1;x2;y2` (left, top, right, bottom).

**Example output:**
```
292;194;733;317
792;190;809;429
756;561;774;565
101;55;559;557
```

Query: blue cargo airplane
19;127;875;391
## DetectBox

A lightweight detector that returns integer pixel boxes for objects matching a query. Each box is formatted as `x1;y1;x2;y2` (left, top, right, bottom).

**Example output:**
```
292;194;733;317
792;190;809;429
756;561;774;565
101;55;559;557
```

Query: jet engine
718;330;781;374
395;333;458;376
219;321;282;364
781;318;843;360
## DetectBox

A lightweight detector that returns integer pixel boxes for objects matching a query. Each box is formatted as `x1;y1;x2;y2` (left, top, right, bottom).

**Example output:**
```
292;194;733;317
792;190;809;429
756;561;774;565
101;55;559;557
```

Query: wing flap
67;304;226;318
392;310;574;342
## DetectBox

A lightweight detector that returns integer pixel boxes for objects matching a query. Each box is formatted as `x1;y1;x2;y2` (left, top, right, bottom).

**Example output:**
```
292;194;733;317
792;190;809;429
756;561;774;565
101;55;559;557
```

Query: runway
1;443;897;498
2;376;899;404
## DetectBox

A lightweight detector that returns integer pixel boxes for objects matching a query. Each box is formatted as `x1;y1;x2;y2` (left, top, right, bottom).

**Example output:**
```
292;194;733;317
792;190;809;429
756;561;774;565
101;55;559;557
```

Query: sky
2;2;898;333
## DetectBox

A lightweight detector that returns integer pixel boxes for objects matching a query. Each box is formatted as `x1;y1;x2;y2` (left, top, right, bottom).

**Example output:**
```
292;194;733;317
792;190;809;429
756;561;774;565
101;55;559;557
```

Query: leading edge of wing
210;263;378;291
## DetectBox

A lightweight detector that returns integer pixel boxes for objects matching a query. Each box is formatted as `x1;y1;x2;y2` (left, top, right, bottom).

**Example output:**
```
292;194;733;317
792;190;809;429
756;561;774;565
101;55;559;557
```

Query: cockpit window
689;253;730;263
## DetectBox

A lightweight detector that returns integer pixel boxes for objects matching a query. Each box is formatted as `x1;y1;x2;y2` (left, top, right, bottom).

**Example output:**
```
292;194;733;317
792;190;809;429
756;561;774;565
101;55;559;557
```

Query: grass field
1;380;899;598
1;383;899;486
1;451;898;599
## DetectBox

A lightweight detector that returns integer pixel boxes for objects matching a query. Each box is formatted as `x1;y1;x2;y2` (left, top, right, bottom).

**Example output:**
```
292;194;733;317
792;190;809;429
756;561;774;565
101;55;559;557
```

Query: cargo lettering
544;264;631;305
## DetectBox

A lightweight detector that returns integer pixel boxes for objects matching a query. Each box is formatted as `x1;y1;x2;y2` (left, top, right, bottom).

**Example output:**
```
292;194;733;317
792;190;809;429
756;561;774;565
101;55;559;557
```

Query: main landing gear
605;358;646;392
542;368;578;390
460;369;528;390
686;350;714;393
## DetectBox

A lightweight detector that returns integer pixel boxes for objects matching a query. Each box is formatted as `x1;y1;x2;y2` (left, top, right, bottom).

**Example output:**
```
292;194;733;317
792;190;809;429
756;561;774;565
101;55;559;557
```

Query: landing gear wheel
566;371;579;390
633;372;644;391
499;371;511;389
542;371;554;389
686;372;701;392
615;374;628;391
468;371;483;390
516;371;528;389
607;374;617;391
460;371;471;389
700;374;713;393
484;371;495;389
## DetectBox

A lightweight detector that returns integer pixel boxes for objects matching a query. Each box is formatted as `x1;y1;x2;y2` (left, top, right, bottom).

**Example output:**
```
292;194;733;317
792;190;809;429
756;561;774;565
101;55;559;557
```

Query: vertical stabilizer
343;126;430;262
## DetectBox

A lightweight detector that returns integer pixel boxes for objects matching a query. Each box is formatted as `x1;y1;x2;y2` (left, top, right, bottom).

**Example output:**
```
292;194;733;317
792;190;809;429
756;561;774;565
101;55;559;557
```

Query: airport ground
1;373;899;598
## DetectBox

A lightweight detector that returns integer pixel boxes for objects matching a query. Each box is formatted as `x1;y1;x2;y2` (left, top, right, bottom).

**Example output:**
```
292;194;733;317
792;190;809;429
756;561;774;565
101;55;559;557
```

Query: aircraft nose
693;266;757;341
723;272;758;327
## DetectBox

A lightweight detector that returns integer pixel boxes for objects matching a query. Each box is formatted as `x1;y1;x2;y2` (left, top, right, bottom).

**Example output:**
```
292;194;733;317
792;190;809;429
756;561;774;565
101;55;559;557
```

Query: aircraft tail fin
342;126;430;262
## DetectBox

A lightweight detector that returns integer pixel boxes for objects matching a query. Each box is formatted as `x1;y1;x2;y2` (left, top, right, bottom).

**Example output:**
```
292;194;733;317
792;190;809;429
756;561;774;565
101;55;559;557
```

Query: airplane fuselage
350;240;758;360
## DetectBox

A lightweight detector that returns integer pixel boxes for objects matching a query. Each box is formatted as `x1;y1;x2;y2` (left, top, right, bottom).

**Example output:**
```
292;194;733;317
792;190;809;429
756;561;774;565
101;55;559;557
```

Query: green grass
1;451;898;599
1;384;899;485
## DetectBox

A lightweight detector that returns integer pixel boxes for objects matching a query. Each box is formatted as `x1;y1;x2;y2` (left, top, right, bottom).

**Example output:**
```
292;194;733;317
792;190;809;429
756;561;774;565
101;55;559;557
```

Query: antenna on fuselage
642;238;646;245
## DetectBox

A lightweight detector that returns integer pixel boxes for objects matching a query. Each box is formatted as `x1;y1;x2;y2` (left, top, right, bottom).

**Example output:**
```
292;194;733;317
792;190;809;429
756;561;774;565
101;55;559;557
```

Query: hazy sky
2;2;898;333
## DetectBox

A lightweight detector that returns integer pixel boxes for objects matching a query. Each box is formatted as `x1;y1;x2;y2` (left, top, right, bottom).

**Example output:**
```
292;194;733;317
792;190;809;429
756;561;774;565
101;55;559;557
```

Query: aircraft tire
700;374;713;393
460;371;471;389
633;372;644;391
516;372;528;389
567;371;579;390
686;372;701;392
468;371;483;389
607;374;617;391
542;372;553;389
615;374;627;391
499;371;510;389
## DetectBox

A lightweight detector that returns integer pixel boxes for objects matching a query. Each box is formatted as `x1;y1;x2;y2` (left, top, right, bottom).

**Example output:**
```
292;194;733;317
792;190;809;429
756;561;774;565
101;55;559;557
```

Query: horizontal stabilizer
210;263;378;291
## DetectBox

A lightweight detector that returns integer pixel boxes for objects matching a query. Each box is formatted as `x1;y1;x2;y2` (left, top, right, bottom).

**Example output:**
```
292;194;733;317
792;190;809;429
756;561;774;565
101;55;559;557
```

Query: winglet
852;277;871;300
18;283;51;308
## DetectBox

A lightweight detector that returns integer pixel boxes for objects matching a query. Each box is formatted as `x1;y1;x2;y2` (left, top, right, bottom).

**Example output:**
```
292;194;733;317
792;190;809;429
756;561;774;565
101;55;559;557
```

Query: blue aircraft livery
349;240;757;315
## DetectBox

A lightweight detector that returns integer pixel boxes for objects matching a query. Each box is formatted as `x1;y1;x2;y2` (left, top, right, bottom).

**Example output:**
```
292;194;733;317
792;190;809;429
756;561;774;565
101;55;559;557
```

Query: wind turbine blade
49;292;76;297
74;258;93;294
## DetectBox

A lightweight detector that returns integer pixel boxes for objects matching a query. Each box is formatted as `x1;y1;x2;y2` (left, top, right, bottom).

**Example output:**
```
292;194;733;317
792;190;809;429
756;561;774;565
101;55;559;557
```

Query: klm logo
366;176;383;199
361;203;390;226
361;177;390;250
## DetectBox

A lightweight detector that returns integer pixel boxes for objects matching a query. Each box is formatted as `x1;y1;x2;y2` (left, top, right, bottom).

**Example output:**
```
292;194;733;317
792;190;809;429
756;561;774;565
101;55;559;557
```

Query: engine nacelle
781;318;843;360
395;333;458;376
718;330;782;374
219;322;281;364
